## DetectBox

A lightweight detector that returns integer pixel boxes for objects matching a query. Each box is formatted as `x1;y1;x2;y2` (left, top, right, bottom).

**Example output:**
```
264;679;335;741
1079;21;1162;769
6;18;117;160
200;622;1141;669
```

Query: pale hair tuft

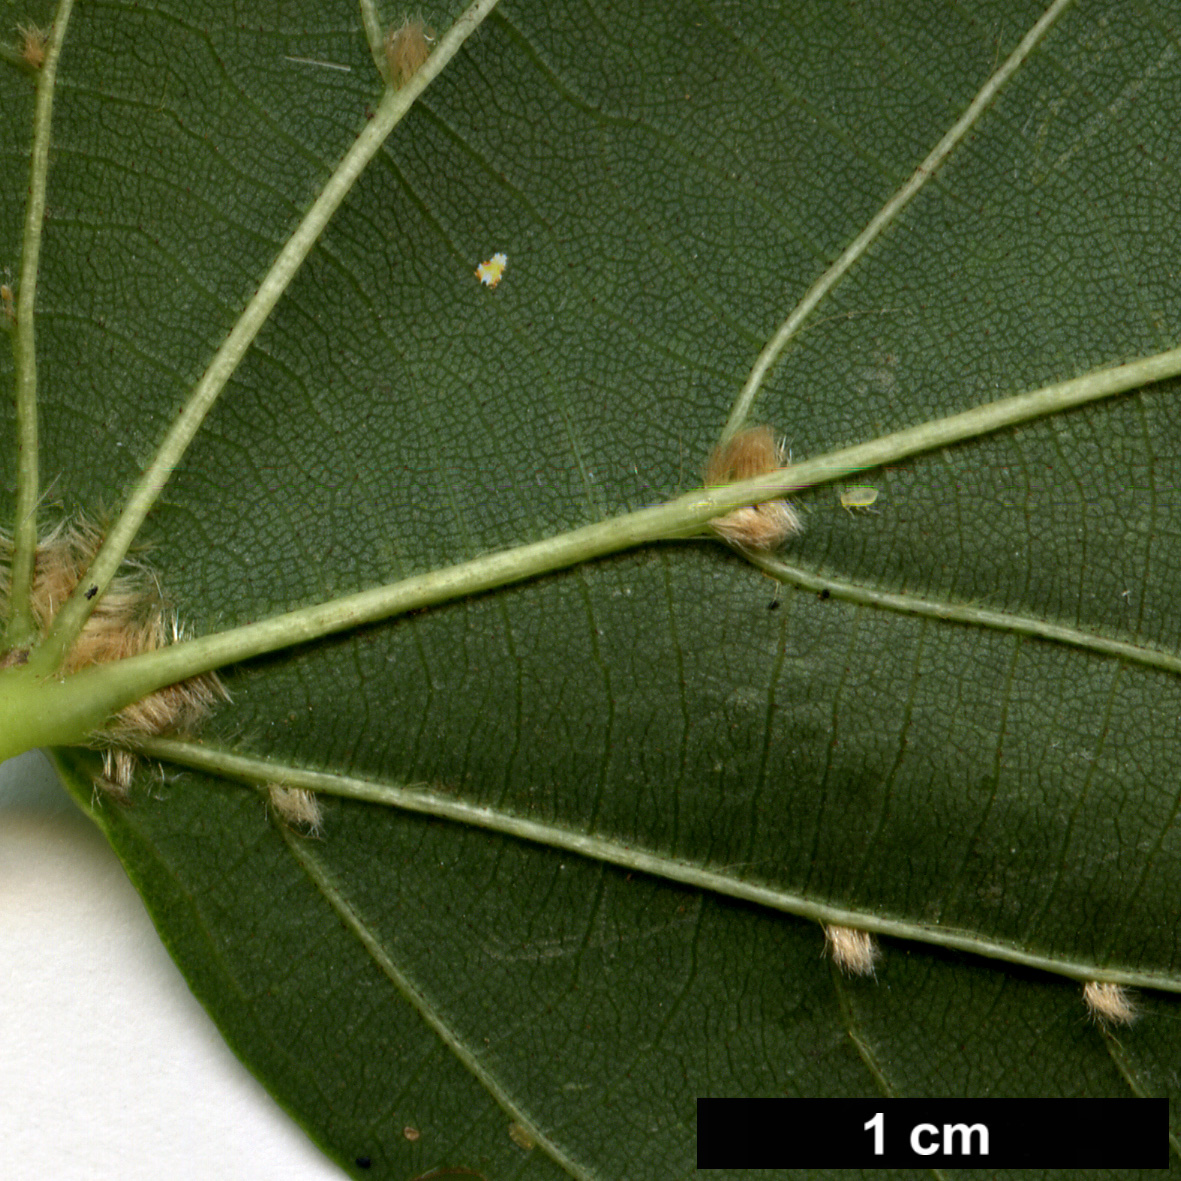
824;924;880;976
267;784;324;836
1083;981;1136;1026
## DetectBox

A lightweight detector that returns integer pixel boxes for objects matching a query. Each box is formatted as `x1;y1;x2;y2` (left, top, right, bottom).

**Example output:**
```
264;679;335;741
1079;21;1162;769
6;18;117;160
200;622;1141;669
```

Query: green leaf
6;0;1181;1176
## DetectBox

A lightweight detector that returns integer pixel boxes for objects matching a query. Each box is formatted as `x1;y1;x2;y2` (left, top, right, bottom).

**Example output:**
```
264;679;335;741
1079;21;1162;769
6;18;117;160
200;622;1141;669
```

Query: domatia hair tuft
267;784;324;836
824;924;880;976
1082;980;1136;1026
704;426;802;550
384;17;433;88
1;516;228;796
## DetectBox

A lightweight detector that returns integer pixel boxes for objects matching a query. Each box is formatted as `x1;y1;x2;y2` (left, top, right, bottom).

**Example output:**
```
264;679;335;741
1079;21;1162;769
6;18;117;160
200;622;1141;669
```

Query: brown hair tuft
385;17;433;88
704;426;802;549
1;516;228;795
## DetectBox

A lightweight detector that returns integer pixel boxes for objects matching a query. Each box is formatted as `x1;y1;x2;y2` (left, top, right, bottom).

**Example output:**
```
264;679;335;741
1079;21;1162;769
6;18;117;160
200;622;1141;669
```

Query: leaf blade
9;0;1181;1173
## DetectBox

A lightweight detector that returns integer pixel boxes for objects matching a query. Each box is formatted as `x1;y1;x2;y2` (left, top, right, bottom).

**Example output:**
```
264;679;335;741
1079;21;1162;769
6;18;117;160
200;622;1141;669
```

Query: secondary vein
721;0;1078;440
5;0;77;650
127;735;1181;996
29;0;503;675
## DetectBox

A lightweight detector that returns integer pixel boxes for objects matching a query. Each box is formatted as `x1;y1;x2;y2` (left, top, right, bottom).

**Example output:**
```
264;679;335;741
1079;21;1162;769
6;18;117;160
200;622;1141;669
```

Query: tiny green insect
839;484;880;512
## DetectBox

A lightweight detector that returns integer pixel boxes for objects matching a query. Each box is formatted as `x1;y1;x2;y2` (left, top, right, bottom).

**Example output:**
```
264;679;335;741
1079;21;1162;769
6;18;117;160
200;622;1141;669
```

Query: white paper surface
0;751;344;1180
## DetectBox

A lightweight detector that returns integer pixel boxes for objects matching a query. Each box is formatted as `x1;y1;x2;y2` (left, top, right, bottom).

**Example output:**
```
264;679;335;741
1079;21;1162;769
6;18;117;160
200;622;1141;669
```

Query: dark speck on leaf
818;588;830;601
355;1156;372;1169
85;585;98;599
767;599;779;611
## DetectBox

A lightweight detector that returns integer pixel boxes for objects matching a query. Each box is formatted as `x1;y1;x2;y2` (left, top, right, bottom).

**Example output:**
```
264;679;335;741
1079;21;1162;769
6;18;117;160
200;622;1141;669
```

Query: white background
0;751;343;1180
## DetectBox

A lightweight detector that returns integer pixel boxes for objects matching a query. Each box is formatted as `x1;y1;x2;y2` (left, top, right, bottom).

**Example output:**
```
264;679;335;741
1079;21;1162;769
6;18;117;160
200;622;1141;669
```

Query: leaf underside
7;0;1181;1177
